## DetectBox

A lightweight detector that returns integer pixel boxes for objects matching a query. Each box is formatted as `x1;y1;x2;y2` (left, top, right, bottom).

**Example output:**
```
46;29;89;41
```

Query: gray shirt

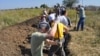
79;7;86;18
31;32;47;56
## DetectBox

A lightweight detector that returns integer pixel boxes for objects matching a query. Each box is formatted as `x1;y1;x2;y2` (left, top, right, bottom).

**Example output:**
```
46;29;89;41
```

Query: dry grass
0;8;42;30
0;8;100;56
66;9;100;56
69;30;100;56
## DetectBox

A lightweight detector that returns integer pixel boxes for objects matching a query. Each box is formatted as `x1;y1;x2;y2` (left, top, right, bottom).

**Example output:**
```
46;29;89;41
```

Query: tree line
35;0;79;8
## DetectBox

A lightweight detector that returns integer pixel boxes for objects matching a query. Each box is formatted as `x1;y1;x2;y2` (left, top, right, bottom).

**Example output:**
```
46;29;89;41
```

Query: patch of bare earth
0;16;94;56
0;16;42;56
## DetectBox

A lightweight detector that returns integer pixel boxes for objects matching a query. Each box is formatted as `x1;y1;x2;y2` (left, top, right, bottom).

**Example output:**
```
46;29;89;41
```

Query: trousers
48;38;65;56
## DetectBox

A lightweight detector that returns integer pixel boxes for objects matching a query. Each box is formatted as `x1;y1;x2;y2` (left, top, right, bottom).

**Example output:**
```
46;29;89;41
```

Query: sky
0;0;100;10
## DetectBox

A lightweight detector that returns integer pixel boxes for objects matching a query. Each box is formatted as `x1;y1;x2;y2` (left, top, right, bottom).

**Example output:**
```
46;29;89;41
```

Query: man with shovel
76;5;86;31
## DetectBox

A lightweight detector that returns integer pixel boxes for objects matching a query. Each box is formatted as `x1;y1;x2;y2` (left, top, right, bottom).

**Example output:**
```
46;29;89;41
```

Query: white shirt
57;15;68;26
48;13;56;22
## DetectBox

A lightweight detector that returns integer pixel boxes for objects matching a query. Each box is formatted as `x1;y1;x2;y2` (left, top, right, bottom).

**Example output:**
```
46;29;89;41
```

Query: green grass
0;8;42;29
67;9;77;23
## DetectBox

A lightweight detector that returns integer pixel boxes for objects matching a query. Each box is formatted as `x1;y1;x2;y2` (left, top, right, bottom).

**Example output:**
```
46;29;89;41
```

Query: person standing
48;15;69;56
76;5;86;31
48;10;56;26
57;8;72;56
31;20;59;56
43;8;48;16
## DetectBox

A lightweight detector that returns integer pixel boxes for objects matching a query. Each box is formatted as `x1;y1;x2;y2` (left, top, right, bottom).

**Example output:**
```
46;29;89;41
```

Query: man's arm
45;39;58;45
47;21;58;37
63;25;69;33
76;7;80;14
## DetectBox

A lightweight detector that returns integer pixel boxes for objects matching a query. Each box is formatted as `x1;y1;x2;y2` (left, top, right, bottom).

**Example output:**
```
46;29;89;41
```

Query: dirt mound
0;16;41;56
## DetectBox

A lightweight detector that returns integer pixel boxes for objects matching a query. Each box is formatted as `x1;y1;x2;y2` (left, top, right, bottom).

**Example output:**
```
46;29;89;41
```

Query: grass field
0;8;42;29
0;8;100;56
68;10;100;56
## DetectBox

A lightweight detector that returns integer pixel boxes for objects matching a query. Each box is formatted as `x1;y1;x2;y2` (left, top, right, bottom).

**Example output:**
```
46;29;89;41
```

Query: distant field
0;8;42;29
68;10;100;56
0;8;100;56
0;8;100;30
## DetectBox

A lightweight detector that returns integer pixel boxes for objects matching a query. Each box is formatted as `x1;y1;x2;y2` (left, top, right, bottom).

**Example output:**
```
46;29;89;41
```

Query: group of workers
30;4;86;56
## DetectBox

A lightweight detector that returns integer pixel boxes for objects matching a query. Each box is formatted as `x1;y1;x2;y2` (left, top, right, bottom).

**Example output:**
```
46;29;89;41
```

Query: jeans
76;17;85;31
48;38;65;56
63;33;71;56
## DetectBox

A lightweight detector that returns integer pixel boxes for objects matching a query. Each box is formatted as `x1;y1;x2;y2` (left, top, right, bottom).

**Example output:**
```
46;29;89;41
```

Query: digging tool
73;10;78;30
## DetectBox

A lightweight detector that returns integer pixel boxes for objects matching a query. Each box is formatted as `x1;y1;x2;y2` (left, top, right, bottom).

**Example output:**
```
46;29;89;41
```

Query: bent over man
31;20;59;56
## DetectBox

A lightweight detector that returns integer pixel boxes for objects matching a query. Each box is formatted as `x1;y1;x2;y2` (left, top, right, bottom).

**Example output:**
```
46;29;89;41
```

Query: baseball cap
38;22;50;31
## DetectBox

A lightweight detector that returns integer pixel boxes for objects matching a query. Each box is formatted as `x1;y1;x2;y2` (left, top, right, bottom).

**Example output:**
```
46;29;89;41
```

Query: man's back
51;22;66;39
57;15;68;27
31;32;47;56
55;23;65;39
79;7;86;18
48;13;56;22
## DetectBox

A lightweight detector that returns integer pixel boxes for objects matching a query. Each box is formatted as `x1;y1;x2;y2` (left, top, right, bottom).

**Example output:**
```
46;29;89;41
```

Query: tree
35;6;38;9
63;0;79;8
40;4;48;8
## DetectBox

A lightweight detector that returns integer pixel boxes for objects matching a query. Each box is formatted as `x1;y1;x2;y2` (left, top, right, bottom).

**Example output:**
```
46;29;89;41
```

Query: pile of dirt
0;16;41;56
0;16;72;56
